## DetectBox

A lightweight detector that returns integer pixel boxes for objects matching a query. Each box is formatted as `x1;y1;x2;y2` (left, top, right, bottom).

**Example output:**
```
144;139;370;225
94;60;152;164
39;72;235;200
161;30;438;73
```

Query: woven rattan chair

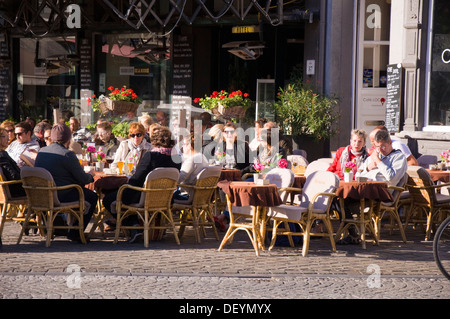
0;168;28;244
113;167;180;247
372;173;408;243
18;167;88;247
404;166;450;240
267;171;339;256
173;165;222;243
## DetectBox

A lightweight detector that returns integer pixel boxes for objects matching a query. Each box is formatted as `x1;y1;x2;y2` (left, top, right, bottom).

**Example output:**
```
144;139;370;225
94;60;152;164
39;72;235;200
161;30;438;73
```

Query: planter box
99;99;139;115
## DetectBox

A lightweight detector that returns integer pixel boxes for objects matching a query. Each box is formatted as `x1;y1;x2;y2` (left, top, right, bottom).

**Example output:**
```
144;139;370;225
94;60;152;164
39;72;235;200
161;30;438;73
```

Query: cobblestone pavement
1;220;449;303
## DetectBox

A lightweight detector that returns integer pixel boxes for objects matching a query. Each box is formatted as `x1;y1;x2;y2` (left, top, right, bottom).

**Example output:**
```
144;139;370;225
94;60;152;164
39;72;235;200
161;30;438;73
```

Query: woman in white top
178;132;208;200
111;122;152;170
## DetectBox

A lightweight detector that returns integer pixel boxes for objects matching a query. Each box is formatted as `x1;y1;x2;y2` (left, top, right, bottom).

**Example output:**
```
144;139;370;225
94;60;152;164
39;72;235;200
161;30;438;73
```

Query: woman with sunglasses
111;122;152;172
0;120;16;145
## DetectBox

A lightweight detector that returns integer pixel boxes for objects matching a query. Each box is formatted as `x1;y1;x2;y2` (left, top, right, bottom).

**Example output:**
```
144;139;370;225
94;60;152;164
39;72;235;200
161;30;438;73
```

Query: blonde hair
351;129;367;140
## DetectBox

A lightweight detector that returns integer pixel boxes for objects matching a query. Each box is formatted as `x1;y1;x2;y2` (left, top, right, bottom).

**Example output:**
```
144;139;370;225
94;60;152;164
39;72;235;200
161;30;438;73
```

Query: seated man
34;124;98;243
6;122;40;168
92;120;119;156
361;129;408;187
368;125;418;166
70;117;92;144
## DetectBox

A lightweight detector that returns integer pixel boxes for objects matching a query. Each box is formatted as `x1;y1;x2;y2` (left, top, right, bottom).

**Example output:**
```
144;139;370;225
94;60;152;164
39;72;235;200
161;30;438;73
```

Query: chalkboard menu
172;35;193;96
0;40;10;120
385;64;403;133
79;37;92;90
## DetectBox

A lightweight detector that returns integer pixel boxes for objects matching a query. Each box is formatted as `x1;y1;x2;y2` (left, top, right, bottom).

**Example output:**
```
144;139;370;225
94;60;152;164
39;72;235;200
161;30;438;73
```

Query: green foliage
111;121;130;138
274;82;340;141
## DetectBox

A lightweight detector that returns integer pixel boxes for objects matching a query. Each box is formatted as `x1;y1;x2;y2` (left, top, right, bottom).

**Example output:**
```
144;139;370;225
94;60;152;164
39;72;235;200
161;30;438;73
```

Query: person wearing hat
34;123;98;243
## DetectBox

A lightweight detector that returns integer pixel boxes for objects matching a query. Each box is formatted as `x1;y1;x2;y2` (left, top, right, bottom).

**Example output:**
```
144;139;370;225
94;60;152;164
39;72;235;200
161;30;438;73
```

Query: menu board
172;35;193;96
79;37;92;90
385;64;403;133
0;40;10;120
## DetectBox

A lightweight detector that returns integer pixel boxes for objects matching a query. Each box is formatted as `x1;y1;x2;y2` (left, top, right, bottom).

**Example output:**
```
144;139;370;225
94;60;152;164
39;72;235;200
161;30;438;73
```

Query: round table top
217;181;282;207
336;180;393;202
219;169;242;182
426;169;450;183
86;173;128;191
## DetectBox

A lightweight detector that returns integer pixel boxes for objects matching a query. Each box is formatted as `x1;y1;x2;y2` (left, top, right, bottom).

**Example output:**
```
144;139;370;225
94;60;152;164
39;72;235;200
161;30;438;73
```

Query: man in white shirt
6;121;40;168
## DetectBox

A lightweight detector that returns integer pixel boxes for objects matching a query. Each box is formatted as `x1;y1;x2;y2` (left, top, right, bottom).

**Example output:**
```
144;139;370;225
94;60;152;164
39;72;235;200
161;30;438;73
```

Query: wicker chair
113;167;180;247
173;165;222;243
372;173;408;243
404;166;450;240
0;168;28;244
267;171;339;256
19;167;88;247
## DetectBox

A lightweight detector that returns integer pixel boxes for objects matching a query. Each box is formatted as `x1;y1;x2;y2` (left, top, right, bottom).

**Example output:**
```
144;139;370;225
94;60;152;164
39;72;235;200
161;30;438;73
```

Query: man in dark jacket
34;124;97;242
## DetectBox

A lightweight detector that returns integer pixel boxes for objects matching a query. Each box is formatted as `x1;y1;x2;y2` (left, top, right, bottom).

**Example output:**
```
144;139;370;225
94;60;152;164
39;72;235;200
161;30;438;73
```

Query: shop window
426;0;450;127
18;37;77;121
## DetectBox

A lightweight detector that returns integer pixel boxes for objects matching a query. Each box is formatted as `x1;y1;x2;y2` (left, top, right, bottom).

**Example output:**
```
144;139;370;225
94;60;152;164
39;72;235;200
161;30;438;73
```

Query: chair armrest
387;185;405;192
116;183;177;202
406;182;450;190
307;192;337;212
0;179;23;186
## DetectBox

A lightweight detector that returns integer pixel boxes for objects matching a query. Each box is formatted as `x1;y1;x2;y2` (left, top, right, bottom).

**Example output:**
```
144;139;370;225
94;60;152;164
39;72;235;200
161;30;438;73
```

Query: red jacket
327;146;361;179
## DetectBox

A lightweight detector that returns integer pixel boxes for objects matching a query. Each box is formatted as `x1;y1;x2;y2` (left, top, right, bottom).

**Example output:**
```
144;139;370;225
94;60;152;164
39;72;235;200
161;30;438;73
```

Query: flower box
99;99;139;115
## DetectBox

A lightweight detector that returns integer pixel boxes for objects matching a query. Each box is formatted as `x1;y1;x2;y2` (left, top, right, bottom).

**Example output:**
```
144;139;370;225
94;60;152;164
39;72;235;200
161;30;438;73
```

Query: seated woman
111;122;152;172
92;120;119;156
177;132;209;200
327;129;369;180
218;123;251;174
102;126;182;243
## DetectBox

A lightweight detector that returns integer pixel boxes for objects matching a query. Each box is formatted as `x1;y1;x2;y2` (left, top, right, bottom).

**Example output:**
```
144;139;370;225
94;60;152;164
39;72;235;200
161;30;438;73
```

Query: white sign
306;60;315;75
120;66;135;76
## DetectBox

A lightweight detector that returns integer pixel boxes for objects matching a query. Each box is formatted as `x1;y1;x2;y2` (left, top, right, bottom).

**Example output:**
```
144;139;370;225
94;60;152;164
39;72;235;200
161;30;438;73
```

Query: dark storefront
0;0;312;128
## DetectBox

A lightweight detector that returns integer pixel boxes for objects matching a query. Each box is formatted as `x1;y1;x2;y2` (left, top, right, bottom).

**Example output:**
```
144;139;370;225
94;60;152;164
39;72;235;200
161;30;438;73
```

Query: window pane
364;0;391;42
428;0;450;126
362;45;389;88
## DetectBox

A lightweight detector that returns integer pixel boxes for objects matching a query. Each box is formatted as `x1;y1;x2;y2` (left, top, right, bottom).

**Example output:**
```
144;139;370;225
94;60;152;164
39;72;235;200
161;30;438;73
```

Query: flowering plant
344;160;356;173
194;90;251;110
88;86;142;112
215;148;226;161
86;146;96;153
253;154;287;173
440;150;450;162
95;148;105;162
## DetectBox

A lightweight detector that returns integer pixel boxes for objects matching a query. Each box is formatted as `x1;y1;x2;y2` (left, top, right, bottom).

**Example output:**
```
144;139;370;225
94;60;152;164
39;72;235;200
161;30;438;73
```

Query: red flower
244;93;249;98
92;94;96;99
108;86;114;91
194;98;200;103
87;98;91;105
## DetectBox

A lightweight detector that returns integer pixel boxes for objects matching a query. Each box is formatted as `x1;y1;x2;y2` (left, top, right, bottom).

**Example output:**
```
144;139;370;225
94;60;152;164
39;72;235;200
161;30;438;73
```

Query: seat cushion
435;193;450;204
267;204;307;221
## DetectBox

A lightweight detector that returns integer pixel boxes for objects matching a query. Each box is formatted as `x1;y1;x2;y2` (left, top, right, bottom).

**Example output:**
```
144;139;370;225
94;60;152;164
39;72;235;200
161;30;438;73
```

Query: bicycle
433;215;450;280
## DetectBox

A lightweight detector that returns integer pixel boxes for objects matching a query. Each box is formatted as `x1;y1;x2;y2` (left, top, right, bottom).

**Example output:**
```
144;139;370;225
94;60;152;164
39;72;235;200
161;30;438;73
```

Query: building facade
0;0;448;160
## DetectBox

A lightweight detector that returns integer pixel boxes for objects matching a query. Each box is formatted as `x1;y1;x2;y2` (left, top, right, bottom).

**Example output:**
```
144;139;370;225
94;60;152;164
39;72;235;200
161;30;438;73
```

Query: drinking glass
117;161;124;175
76;154;83;166
127;162;134;174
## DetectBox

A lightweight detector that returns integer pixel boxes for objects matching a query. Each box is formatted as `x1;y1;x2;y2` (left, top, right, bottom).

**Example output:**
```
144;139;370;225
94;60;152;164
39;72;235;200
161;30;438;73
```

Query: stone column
401;0;422;131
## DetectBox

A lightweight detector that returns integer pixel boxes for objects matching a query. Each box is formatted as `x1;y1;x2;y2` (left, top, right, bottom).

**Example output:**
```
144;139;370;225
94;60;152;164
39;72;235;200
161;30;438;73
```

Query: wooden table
335;180;393;249
426;169;450;183
219;169;242;182
217;181;282;256
86;172;129;237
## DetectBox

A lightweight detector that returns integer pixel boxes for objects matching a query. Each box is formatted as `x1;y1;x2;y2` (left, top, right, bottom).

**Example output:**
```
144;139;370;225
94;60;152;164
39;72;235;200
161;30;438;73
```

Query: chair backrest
137;167;180;208
20;166;60;209
406;165;436;205
293;149;307;159
304;159;331;177
265;168;294;188
191;165;222;206
388;172;409;203
417;155;438;168
300;171;339;212
0;167;11;202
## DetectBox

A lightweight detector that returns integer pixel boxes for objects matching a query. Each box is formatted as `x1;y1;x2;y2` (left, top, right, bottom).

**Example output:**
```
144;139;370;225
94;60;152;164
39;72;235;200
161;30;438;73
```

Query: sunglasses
224;130;235;134
129;133;143;138
15;131;26;136
5;129;14;133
